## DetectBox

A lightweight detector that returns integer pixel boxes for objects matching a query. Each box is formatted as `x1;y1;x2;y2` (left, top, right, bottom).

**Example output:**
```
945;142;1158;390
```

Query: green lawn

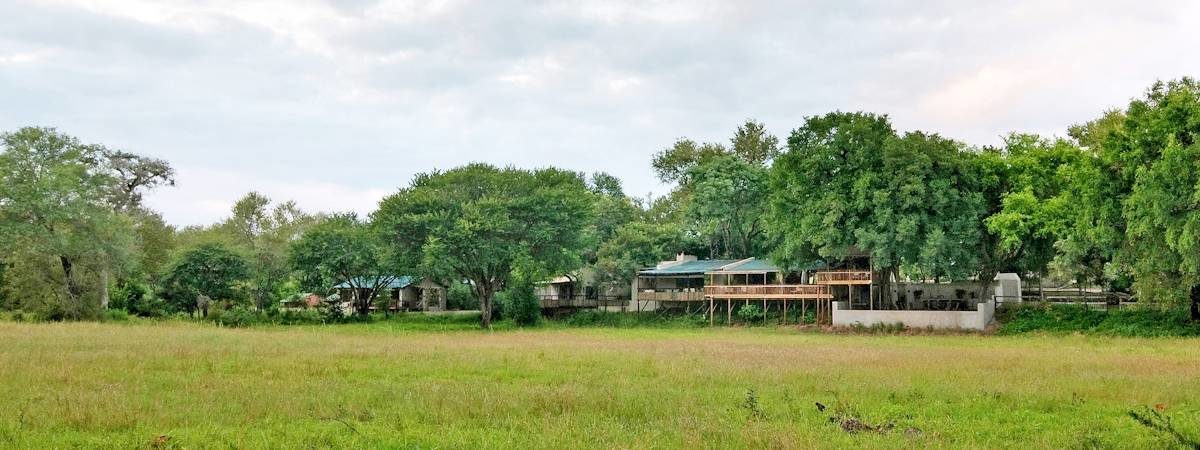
0;320;1197;449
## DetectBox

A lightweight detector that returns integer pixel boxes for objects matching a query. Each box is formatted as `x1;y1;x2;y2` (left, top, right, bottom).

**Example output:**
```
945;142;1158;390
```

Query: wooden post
726;299;731;325
700;297;710;326
783;299;788;325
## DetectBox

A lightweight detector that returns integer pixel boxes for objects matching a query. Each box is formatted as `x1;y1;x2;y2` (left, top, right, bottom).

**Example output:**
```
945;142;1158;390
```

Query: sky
2;0;1199;226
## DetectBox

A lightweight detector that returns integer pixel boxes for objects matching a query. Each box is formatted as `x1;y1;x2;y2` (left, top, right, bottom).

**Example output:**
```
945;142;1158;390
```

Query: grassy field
0;320;1197;449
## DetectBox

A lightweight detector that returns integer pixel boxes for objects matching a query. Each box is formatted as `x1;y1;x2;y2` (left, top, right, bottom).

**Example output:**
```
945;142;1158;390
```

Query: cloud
143;166;390;225
3;0;1200;225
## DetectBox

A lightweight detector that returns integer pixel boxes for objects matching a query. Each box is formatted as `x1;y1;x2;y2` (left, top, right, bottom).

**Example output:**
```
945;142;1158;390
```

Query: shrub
496;279;541;327
211;305;261;328
276;308;324;325
998;303;1200;337
736;304;764;323
102;308;131;322
447;282;476;310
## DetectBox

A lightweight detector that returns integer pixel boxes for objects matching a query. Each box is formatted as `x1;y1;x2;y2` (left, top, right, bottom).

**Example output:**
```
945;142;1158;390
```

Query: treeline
1;78;1198;326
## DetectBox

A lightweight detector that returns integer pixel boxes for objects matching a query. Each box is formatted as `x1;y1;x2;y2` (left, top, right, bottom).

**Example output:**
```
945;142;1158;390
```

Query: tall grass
0;321;1197;448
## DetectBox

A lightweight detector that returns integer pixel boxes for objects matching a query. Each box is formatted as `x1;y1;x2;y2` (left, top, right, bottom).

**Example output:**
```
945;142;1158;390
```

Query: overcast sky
3;0;1198;226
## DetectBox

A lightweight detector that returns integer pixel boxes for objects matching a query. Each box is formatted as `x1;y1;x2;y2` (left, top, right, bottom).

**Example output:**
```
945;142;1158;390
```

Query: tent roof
333;276;417;289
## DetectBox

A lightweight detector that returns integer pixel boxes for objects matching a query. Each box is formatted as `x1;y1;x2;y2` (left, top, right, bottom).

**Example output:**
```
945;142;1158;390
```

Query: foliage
209;304;260;328
686;155;772;258
594;221;688;291
160;243;250;313
0;127;137;318
997;304;1200;337
372;163;594;328
736;304;764;323
289;213;399;316
768;112;894;267
108;278;168;317
495;277;541;326
863;131;983;282
446;282;476;310
216;192;317;312
973;134;1085;289
1060;78;1200;318
560;310;707;328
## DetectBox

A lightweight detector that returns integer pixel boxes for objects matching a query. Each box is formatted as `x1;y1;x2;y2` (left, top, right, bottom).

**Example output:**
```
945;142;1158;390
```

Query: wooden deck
636;291;706;302
812;270;872;285
703;284;832;299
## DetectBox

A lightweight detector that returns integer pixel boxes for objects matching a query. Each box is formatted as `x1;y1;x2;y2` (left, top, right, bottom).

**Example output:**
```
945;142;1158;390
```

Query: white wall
832;301;995;331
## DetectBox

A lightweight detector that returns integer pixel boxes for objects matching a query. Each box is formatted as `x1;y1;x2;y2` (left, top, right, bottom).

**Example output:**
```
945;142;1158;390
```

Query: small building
334;276;447;311
280;292;324;309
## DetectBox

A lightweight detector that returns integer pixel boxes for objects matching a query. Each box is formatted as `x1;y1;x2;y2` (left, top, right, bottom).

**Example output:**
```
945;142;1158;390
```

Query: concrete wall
832;300;995;331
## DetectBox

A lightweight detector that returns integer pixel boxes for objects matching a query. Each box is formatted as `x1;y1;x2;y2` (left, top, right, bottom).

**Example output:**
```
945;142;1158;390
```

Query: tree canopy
372;164;595;327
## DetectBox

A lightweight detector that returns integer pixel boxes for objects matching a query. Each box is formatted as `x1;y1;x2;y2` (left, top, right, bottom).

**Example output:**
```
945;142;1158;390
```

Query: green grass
0;320;1197;449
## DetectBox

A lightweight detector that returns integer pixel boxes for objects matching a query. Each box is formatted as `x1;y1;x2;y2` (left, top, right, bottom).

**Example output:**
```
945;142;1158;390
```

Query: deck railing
637;291;706;302
812;270;873;284
703;284;832;299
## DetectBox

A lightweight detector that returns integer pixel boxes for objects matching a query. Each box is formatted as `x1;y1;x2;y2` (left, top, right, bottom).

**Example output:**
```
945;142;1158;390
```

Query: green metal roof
637;259;741;276
716;259;781;273
334;276;416;289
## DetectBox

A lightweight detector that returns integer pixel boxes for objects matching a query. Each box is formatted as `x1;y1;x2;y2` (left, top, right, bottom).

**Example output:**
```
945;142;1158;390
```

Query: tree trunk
977;269;997;305
59;256;83;302
876;266;899;310
99;268;110;309
1190;285;1200;322
480;287;494;329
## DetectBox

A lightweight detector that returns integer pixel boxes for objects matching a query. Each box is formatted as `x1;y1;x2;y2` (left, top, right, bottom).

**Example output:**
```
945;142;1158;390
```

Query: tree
685;155;771;258
767;112;894;280
161;243;249;315
1101;78;1200;319
969;134;1084;299
651;138;729;185
860;131;984;296
97;150;175;309
585;172;642;263
594;221;689;292
372;164;594;328
205;192;317;312
0;127;135;318
729;119;780;165
289;213;399;316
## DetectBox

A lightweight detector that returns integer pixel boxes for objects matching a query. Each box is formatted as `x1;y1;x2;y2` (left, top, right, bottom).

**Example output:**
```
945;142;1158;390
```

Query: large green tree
972;134;1084;297
685;155;771;258
160;243;249;315
767;112;893;273
769;114;988;307
289;213;400;316
372;164;595;328
1102;78;1200;319
0;127;136;318
594;221;690;292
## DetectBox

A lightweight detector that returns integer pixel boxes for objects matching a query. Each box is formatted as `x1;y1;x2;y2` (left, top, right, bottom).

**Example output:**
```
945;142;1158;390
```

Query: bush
102;308;131;322
276;308;324;325
210;304;261;328
736;304;764;323
447;282;476;310
998;303;1200;337
560;310;707;328
496;280;541;327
